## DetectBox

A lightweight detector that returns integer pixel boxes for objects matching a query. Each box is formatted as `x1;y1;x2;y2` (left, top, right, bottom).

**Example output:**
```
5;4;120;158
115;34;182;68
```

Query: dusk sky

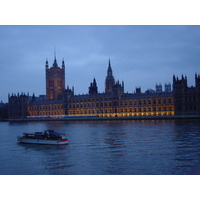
1;25;200;102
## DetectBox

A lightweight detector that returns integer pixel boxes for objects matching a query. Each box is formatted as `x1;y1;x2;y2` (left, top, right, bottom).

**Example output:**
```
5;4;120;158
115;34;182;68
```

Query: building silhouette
0;101;8;120
89;78;98;95
45;57;65;100
173;74;200;115
8;93;29;119
105;59;115;93
8;56;200;119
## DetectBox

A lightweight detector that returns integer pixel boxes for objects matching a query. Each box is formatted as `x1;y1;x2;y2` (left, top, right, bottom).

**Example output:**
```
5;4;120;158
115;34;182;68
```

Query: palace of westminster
8;56;200;119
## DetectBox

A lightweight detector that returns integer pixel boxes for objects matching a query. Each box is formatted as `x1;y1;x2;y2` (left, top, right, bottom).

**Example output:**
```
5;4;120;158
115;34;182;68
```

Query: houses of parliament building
8;56;200;119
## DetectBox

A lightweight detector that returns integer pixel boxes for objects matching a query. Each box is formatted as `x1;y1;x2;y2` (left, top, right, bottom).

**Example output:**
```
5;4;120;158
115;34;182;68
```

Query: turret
156;84;162;93
173;75;187;93
62;59;65;69
135;87;141;94
63;86;74;115
45;59;49;69
195;73;200;92
32;93;36;101
165;83;171;92
53;57;58;68
89;78;98;95
112;80;124;97
63;86;74;101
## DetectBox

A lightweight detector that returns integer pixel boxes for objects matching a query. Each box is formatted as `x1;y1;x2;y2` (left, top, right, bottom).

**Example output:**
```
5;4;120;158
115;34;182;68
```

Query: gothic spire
105;59;115;93
62;59;65;69
54;46;56;60
93;78;97;87
52;46;58;67
45;59;49;69
107;59;113;76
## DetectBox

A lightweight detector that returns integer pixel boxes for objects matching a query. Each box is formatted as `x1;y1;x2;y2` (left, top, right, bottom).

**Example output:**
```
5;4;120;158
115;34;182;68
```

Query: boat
17;129;68;145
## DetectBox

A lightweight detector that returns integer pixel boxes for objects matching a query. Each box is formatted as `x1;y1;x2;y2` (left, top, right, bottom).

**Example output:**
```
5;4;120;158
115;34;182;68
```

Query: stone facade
8;93;29;119
45;58;65;100
65;91;174;117
8;57;200;119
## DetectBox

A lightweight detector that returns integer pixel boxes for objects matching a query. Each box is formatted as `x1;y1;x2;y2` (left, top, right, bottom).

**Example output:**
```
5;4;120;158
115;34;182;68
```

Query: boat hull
18;137;68;145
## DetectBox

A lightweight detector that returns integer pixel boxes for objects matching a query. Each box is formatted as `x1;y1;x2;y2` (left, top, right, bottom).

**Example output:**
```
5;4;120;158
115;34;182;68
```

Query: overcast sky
1;25;200;102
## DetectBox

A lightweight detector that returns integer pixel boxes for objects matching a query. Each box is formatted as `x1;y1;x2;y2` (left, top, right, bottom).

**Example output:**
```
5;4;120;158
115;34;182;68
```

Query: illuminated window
57;80;62;86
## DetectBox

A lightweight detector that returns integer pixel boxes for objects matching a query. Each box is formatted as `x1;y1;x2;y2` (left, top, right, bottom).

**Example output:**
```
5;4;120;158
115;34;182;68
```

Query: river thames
0;119;200;175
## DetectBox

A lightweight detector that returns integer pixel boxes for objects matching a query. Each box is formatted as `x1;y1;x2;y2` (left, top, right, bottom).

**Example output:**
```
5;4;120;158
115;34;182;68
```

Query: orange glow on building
8;58;200;120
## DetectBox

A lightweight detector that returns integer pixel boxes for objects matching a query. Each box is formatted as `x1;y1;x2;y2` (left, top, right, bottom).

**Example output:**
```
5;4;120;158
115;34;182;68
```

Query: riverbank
7;115;200;122
0;119;9;122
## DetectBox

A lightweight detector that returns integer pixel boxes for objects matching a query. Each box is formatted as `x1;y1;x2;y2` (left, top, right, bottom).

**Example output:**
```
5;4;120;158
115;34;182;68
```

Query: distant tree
0;103;8;120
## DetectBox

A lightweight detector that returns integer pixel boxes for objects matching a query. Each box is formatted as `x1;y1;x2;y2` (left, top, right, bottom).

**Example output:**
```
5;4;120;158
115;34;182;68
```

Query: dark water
1;119;200;175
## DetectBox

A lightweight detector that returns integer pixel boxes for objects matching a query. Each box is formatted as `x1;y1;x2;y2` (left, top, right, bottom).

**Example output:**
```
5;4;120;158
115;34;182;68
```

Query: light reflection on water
0;119;200;175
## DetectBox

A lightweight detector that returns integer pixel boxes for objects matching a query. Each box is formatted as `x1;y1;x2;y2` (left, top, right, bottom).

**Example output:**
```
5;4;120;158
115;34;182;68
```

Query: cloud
1;25;200;102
